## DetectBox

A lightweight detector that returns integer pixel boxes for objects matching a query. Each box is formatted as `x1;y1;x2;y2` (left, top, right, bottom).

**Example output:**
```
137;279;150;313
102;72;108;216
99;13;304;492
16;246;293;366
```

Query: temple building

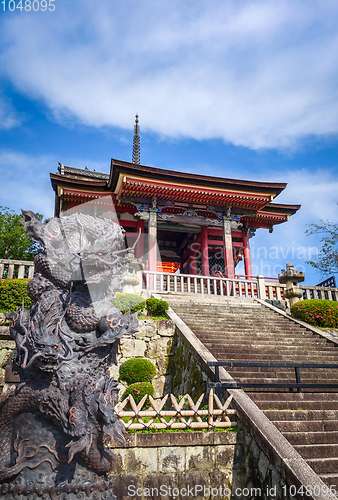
50;160;300;279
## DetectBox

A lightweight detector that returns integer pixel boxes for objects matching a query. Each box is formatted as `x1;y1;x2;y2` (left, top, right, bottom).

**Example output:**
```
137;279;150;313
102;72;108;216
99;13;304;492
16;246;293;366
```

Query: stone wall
168;329;211;402
108;430;296;500
109;319;176;399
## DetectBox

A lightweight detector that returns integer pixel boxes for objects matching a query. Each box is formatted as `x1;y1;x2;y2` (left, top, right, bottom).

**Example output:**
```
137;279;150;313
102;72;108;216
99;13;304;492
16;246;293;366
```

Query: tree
0;206;42;261
306;220;338;275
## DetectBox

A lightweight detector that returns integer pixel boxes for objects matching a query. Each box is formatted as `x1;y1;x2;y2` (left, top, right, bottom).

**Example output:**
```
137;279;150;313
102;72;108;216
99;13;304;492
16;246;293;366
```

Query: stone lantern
278;262;305;306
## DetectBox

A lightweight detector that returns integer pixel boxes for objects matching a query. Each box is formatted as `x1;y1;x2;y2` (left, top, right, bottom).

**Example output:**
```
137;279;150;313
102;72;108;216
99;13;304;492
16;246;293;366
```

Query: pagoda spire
132;114;140;164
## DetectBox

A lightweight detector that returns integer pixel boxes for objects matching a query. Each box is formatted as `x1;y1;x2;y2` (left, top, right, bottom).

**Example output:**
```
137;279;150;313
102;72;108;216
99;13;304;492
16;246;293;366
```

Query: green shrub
112;293;146;314
0;279;32;312
122;381;154;407
119;358;157;385
291;299;338;328
112;293;169;318
146;297;169;317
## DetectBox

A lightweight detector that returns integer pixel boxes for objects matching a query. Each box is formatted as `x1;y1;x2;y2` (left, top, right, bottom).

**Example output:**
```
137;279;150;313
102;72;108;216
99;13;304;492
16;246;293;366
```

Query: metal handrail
208;361;338;394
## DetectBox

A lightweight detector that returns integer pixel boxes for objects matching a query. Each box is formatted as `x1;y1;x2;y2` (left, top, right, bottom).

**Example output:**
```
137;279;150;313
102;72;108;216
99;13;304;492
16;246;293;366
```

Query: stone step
318;473;338;487
283;431;338;445
229;366;338;375
229;367;338;376
190;328;317;337
199;337;332;352
211;356;338;366
263;409;338;421
306;458;338;474
248;392;338;401
257;401;338;411
273;420;338;433
205;345;335;354
211;352;338;362
227;377;338;388
295;443;338;459
181;317;302;327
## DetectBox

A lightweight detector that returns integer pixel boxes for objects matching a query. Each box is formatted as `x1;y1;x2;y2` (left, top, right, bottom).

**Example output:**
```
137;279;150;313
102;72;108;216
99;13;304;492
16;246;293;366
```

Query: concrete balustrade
0;259;34;280
142;270;286;300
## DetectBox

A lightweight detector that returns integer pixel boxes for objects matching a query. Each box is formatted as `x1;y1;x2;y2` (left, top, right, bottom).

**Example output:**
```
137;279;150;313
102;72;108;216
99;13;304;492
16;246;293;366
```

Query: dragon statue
0;211;140;500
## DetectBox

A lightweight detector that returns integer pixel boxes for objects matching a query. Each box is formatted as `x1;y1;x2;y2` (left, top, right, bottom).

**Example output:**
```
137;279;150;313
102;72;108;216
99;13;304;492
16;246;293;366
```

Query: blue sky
1;0;338;284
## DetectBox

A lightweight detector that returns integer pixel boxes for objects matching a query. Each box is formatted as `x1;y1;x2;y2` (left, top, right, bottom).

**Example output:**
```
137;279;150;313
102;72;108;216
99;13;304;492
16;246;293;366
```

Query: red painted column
222;218;235;279
242;232;252;278
201;226;209;276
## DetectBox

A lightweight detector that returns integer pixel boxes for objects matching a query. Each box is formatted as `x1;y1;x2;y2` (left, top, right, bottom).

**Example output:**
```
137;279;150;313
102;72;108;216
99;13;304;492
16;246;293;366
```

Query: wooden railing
114;390;236;430
0;259;34;280
142;271;285;300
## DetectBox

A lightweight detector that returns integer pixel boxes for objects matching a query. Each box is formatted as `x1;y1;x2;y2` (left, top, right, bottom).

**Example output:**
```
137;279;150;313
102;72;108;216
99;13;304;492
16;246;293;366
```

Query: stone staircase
167;297;338;488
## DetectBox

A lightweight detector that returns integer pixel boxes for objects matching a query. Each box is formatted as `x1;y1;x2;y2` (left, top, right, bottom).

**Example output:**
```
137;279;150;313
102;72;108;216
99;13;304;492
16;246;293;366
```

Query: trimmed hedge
0;279;32;312
122;381;154;407
112;293;168;317
291;299;338;328
112;293;146;314
146;297;169;317
119;358;157;385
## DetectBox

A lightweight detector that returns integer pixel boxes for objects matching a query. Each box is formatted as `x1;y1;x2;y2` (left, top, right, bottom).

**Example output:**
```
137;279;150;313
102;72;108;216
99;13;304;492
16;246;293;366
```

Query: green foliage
146;297;169;317
122;381;154;407
0;206;42;262
112;293;146;314
306;221;338;275
119;358;157;385
112;293;169;318
291;299;338;328
0;279;32;312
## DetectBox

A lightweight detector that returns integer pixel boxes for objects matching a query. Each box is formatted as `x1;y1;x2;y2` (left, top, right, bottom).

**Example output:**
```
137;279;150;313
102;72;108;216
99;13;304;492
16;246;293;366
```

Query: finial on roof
132;114;140;164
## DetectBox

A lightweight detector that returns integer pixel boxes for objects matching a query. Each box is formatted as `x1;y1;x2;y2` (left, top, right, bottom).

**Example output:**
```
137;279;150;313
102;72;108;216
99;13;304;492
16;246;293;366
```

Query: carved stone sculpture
0;211;139;499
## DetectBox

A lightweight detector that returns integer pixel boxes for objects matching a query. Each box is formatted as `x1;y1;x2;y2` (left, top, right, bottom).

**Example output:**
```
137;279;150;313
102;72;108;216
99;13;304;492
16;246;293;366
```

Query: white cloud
0;151;111;217
247;168;338;282
1;0;338;149
0;96;21;129
0;152;55;216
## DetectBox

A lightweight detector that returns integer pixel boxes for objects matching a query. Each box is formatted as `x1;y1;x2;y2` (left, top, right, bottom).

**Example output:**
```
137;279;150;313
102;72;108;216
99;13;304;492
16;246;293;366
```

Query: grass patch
126;426;241;434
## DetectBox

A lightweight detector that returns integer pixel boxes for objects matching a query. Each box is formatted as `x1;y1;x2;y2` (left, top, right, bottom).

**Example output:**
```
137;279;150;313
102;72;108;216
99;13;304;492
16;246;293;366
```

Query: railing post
18;265;25;279
215;365;221;399
28;265;34;279
8;264;14;280
257;275;266;299
295;367;302;394
0;262;4;279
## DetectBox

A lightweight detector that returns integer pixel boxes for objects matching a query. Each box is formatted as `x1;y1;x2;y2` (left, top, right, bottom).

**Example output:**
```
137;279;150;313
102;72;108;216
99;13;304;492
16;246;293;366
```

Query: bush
291;299;338;328
0;279;32;312
119;358;157;385
122;381;154;407
112;293;146;314
146;297;169;317
112;293;169;318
